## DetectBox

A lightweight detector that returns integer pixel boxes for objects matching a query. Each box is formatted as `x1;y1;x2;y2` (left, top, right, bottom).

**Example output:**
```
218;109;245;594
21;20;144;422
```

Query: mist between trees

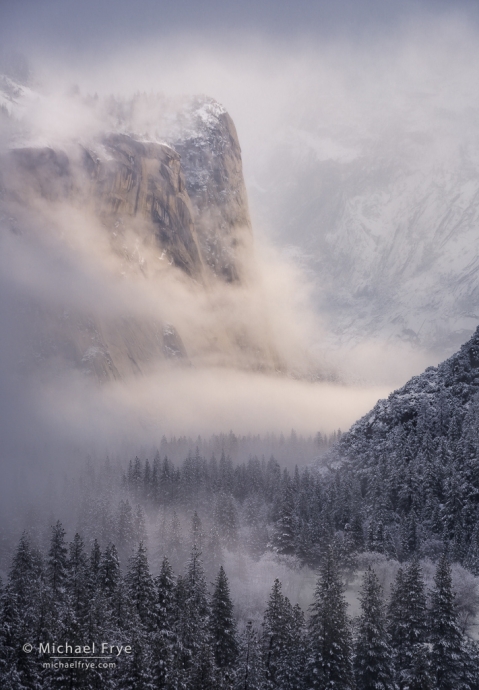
1;526;479;689
1;423;479;688
0;430;340;573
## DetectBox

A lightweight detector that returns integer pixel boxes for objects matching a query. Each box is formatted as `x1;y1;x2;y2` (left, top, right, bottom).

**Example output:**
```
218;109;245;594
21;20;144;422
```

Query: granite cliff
0;80;273;381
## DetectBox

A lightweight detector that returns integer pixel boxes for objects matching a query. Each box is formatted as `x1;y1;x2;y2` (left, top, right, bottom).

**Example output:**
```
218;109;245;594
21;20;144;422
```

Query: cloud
1;10;478;483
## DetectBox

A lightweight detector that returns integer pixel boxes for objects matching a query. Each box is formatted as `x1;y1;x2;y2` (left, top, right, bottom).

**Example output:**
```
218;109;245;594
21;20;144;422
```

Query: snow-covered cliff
253;113;479;357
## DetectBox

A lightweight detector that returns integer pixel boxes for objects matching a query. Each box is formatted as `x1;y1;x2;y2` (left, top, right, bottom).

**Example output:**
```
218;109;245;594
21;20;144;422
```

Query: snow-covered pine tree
99;542;121;599
262;578;285;688
271;479;298;556
121;635;155;690
261;578;304;689
306;545;354;690
0;533;42;690
0;586;23;690
151;557;176;689
388;560;427;689
407;643;434;690
429;554;467;690
353;566;396;690
275;601;306;690
189;641;218;690
166;510;184;573
47;521;68;601
125;541;156;630
210;566;238;677
134;503;147;545
117;499;136;560
67;533;90;635
89;539;102;588
214;493;239;549
234;621;266;690
175;545;213;684
191;511;205;550
461;636;479;690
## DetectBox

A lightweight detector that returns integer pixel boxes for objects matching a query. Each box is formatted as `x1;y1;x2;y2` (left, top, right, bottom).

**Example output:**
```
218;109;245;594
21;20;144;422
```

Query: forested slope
327;325;479;569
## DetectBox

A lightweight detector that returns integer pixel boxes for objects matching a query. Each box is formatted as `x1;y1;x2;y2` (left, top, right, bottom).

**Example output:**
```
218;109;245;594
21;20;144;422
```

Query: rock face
172;98;252;282
0;79;262;381
5;101;252;283
84;134;204;278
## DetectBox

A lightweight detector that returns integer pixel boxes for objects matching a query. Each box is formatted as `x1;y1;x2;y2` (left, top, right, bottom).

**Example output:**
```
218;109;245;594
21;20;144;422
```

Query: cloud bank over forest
2;1;479;472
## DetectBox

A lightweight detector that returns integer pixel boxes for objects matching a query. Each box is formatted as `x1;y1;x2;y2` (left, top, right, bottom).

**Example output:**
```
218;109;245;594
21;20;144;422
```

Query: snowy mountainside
336;325;479;461
252;113;479;357
323;327;479;566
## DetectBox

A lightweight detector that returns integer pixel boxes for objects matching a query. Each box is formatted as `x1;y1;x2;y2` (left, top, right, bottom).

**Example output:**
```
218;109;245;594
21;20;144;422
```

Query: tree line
1;527;478;689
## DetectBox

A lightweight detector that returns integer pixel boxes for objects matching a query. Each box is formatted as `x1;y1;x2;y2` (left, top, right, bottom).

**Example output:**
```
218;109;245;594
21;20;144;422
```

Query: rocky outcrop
172;98;252;282
4;97;252;284
84;134;204;277
0;82;267;381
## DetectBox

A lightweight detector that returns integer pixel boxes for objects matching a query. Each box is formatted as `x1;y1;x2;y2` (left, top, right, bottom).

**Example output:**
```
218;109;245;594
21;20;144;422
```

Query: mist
1;7;478;469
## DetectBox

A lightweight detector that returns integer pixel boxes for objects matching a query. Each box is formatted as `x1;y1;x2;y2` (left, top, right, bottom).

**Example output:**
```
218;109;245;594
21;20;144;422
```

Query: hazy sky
2;0;479;56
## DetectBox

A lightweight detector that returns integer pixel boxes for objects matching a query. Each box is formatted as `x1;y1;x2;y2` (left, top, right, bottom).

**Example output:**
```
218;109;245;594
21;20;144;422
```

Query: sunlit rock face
84;134;204;278
0;79;274;382
4;98;252;282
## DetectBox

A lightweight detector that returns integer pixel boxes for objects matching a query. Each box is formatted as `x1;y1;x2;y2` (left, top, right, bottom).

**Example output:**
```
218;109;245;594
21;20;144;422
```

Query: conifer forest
2;331;479;688
4;7;479;687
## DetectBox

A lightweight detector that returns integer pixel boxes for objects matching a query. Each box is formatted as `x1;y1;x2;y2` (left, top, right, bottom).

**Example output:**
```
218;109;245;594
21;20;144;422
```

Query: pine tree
89;539;102;588
429;554;466;690
464;519;479;575
67;533;90;635
353;567;396;690
47;521;68;600
234;621;266;690
151;557;176;689
0;586;23;690
189;642;218;690
117;499;136;560
176;545;213;682
275;600;306;690
0;534;43;690
261;578;305;689
111;576;134;633
134;503;147;544
191;511;205;549
125;542;156;630
306;545;354;689
388;560;427;689
210;566;238;674
214;494;239;549
121;635;155;690
166;510;184;573
55;533;92;690
100;542;121;599
461;636;479;690
262;579;285;688
271;482;297;556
